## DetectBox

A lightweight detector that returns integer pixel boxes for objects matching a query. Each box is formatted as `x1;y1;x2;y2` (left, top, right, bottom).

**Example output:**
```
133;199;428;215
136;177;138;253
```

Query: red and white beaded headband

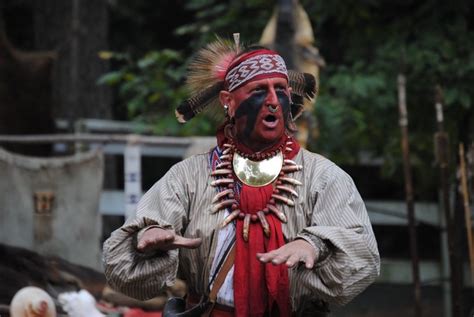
224;50;289;92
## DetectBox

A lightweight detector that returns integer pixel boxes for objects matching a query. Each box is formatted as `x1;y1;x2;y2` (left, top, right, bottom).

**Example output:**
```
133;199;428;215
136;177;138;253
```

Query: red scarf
216;128;299;317
234;185;289;317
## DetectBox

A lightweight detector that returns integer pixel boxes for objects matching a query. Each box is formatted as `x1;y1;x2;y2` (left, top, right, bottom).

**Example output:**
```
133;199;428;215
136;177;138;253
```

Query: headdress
175;35;317;123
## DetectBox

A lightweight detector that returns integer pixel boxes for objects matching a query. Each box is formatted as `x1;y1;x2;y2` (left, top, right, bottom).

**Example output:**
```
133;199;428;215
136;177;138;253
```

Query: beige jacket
103;148;380;309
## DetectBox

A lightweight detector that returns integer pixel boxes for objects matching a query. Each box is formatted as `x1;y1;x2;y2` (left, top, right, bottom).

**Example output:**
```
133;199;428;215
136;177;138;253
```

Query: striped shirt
103;148;380;310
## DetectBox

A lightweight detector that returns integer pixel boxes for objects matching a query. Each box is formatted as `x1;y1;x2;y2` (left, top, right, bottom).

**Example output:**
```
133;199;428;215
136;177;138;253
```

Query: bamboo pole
459;143;474;282
397;74;422;317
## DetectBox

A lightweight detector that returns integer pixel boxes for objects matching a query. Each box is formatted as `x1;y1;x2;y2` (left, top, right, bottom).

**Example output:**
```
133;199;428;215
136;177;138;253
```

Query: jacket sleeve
293;164;380;306
102;165;189;300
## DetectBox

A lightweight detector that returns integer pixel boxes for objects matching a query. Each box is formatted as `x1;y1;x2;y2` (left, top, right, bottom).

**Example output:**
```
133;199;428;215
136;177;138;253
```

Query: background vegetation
100;0;474;200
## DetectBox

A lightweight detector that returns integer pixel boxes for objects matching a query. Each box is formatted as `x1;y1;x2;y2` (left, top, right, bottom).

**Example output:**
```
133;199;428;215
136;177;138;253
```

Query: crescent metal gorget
232;151;283;187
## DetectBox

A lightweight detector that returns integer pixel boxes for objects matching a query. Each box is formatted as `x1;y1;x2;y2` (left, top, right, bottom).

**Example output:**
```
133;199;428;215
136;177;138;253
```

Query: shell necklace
210;137;303;241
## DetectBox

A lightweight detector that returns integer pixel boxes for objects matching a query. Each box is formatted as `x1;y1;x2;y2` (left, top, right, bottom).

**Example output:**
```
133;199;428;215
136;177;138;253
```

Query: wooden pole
459;143;474;282
434;86;462;317
68;0;80;133
397;74;422;317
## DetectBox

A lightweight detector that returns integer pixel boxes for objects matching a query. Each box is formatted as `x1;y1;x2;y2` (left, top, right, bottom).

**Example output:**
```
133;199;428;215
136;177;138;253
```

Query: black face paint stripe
276;91;292;131
276;91;290;117
234;90;291;139
235;91;266;139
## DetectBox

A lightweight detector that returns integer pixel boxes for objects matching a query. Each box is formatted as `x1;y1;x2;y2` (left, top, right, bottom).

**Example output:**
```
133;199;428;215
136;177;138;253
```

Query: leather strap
209;244;235;303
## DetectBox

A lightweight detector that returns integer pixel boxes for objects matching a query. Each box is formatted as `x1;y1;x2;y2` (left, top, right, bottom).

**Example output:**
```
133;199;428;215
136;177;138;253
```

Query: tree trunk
0;12;55;156
33;0;112;123
32;0;117;188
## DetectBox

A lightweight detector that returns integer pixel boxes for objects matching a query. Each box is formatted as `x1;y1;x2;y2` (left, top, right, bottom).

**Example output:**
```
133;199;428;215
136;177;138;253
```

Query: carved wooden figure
260;0;325;148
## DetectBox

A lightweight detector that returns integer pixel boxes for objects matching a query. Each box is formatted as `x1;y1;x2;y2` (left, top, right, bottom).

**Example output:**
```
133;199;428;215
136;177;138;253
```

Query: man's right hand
137;227;202;253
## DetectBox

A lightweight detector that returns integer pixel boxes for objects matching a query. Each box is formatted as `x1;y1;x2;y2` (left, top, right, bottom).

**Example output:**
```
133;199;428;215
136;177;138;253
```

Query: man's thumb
174;237;202;249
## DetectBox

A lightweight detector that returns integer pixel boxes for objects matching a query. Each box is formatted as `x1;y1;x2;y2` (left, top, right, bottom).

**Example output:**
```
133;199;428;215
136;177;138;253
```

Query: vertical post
74;119;86;153
459;143;474;282
438;197;452;317
434;91;451;317
124;135;142;221
69;0;80;133
397;74;422;317
434;86;461;317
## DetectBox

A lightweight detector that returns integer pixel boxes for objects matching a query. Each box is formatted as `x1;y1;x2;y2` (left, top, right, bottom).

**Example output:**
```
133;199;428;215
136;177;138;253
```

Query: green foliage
98;50;218;136
303;0;474;197
101;0;277;136
102;0;474;198
174;0;274;49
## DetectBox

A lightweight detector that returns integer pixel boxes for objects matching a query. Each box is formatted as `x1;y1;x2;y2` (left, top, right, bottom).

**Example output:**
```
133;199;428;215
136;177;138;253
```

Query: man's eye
252;87;265;92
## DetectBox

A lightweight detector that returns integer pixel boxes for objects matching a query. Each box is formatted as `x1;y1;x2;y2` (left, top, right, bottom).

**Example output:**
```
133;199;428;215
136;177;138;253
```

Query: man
103;39;380;317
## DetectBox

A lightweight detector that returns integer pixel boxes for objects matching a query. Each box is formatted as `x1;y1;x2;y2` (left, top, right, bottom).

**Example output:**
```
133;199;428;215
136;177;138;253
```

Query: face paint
277;91;291;129
230;78;291;152
234;91;266;139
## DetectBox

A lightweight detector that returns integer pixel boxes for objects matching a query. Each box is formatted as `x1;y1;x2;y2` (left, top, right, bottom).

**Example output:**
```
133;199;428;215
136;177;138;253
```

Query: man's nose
266;86;279;105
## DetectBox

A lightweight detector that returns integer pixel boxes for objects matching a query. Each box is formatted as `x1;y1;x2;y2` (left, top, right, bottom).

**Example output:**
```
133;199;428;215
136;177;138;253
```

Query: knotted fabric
232;139;300;317
233;184;289;317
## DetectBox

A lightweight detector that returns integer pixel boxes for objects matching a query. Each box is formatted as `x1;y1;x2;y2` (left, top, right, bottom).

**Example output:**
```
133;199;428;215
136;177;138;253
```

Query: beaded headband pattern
225;53;288;92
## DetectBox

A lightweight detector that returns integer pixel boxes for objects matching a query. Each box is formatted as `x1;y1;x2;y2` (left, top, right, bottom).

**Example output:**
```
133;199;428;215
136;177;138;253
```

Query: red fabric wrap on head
224;49;288;92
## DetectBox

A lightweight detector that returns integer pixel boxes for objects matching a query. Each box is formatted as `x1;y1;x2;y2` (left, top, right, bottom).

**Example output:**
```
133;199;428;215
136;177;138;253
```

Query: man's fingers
173;236;202;249
138;237;170;251
137;238;161;252
164;234;174;242
285;253;301;268
303;254;315;269
271;253;290;265
256;250;278;263
137;240;148;251
257;249;291;265
137;227;202;252
137;228;176;252
258;240;318;268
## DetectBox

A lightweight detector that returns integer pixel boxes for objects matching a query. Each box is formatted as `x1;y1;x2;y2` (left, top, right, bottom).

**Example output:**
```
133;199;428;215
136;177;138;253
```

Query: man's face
225;77;291;152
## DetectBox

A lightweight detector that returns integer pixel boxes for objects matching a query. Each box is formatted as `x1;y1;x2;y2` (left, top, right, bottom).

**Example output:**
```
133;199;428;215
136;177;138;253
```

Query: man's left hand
256;239;318;269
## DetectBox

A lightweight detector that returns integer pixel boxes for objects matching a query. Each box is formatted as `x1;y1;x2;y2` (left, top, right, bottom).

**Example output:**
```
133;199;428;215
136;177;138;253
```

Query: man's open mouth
263;115;278;128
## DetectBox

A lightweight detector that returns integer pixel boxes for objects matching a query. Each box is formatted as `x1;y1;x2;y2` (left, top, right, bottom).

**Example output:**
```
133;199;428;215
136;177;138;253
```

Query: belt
187;293;234;317
187;294;330;317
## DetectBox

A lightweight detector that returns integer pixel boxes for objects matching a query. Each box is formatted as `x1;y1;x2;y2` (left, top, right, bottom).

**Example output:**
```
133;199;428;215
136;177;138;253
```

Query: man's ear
219;90;235;116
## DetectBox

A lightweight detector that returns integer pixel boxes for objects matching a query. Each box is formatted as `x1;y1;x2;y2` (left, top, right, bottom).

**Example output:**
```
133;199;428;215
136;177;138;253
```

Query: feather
290;93;304;120
176;37;240;123
187;37;240;92
58;290;104;317
288;70;318;100
289;70;318;120
175;82;224;123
